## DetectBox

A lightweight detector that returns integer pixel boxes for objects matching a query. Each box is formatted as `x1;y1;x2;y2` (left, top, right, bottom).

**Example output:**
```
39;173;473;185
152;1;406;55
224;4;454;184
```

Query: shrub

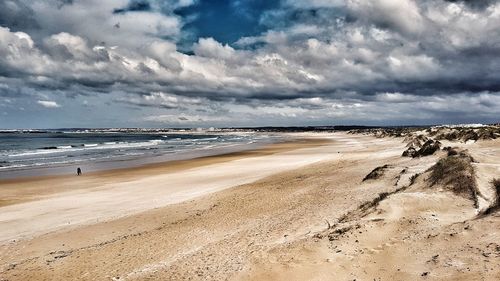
402;147;417;157
363;165;390;181
442;146;458;156
428;154;478;207
418;140;441;157
409;173;420;186
483;179;500;215
403;140;441;158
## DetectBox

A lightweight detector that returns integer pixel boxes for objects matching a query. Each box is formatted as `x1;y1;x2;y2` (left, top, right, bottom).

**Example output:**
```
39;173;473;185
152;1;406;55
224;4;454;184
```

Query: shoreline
0;135;331;184
0;135;284;180
0;135;339;243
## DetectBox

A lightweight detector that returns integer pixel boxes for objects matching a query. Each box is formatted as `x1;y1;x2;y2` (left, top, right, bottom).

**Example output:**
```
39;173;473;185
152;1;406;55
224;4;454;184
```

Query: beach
0;131;499;280
2;0;500;280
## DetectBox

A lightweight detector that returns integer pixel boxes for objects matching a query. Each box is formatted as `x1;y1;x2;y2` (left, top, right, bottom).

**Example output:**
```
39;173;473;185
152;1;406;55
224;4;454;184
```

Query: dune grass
482;178;500;215
428;153;478;207
362;165;390;181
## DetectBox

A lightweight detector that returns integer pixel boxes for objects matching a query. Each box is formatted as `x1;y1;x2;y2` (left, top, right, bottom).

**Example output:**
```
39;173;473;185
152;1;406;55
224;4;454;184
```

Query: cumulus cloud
193;38;236;59
0;0;499;127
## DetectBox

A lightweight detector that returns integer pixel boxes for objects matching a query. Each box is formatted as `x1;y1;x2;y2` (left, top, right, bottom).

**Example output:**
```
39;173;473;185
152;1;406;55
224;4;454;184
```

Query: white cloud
37;100;60;108
193;38;236;59
347;0;424;35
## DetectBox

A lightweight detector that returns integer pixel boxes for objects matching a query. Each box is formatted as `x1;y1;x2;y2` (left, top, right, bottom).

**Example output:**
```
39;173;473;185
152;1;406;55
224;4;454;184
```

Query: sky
0;0;500;128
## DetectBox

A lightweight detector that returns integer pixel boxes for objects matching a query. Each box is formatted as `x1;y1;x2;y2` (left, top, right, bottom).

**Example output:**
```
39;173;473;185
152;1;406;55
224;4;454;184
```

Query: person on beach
77;167;82;176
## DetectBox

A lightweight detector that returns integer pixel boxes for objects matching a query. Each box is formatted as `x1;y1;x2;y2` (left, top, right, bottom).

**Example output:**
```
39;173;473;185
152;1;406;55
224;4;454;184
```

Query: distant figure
77;167;82;176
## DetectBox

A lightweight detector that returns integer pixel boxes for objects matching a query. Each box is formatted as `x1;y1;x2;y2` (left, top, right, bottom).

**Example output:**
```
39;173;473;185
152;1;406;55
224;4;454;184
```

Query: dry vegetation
362;165;390;181
409;173;420;186
402;139;441;158
430;126;500;142
348;127;421;138
349;125;500;142
482;178;500;215
350;126;500;214
427;152;479;207
442;146;459;156
416;139;441;156
403;134;428;147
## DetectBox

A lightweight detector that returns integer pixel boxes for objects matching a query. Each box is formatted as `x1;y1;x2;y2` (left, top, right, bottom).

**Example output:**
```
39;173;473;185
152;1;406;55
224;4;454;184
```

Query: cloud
144;113;229;124
116;92;203;109
37;100;61;108
0;0;499;127
1;0;185;48
113;0;152;14
445;0;497;9
347;0;425;35
193;38;236;59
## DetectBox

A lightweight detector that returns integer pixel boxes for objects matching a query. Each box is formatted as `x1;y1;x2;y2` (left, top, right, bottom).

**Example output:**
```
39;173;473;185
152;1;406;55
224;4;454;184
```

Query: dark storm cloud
0;1;39;31
445;0;497;9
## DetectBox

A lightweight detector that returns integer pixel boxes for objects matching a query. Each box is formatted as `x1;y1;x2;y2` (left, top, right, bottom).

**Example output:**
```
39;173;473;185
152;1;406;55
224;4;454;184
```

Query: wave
197;137;219;141
0;151;152;170
163;137;182;141
8;149;76;157
7;140;168;158
57;145;72;149
0;133;275;172
84;143;98;147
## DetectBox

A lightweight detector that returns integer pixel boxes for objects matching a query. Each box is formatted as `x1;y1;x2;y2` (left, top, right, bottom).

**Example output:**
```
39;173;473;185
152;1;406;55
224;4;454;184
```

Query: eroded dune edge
0;128;499;281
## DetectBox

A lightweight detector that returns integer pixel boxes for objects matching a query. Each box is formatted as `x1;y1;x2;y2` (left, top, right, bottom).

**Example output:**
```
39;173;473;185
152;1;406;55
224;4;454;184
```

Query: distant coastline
2;123;498;134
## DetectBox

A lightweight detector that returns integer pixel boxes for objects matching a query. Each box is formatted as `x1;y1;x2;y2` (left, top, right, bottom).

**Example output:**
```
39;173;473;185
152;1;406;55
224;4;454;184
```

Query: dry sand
0;132;499;281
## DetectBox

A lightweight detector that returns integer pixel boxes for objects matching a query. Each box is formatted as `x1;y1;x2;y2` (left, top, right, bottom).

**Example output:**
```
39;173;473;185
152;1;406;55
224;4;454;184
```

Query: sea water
0;129;280;178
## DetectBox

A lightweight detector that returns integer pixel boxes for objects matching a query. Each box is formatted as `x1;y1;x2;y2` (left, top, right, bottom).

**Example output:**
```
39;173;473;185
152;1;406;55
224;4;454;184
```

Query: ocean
0;129;280;178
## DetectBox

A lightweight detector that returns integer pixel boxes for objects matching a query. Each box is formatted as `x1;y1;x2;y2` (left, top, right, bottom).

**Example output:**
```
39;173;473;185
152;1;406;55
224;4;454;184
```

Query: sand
0;132;499;281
